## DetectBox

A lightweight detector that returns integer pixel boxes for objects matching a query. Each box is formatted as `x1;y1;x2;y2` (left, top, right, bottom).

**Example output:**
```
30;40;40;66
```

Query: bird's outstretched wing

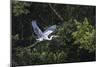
43;25;56;36
32;20;43;38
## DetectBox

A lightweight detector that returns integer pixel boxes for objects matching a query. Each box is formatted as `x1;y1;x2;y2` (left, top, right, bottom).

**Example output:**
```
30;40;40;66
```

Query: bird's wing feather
43;25;56;36
32;20;43;38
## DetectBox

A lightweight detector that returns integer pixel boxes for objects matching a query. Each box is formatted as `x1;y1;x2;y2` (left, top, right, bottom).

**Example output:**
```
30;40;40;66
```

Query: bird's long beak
53;35;59;37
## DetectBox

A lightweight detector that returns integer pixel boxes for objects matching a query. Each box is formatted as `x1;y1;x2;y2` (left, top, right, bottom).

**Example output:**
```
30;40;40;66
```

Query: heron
32;20;58;42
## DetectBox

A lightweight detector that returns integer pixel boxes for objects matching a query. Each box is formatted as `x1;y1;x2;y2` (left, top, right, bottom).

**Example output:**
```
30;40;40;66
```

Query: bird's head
50;35;59;39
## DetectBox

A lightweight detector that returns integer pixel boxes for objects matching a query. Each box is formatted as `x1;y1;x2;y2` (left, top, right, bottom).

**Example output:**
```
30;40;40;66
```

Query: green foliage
72;18;96;53
12;1;30;16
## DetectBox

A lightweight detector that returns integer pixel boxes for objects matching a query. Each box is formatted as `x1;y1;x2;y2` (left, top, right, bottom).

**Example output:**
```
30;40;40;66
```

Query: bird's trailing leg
23;41;39;50
28;41;39;48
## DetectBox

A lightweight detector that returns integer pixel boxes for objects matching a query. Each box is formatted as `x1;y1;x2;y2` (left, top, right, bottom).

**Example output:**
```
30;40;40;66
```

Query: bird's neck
48;35;54;40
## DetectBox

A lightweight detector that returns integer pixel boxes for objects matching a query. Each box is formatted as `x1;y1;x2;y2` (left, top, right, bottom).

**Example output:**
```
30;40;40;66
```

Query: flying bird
32;20;58;42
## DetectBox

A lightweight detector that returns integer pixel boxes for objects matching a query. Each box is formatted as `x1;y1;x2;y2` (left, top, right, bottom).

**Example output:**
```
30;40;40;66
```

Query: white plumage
32;20;58;42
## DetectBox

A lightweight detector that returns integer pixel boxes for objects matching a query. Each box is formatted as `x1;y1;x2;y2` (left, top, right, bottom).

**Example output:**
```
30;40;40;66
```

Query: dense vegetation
11;1;96;66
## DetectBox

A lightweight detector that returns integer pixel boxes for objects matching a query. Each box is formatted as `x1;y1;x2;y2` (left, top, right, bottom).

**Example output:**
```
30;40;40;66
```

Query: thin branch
48;4;64;22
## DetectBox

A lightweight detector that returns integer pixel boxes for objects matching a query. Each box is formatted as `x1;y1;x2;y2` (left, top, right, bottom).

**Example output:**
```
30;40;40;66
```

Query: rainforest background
11;1;96;66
